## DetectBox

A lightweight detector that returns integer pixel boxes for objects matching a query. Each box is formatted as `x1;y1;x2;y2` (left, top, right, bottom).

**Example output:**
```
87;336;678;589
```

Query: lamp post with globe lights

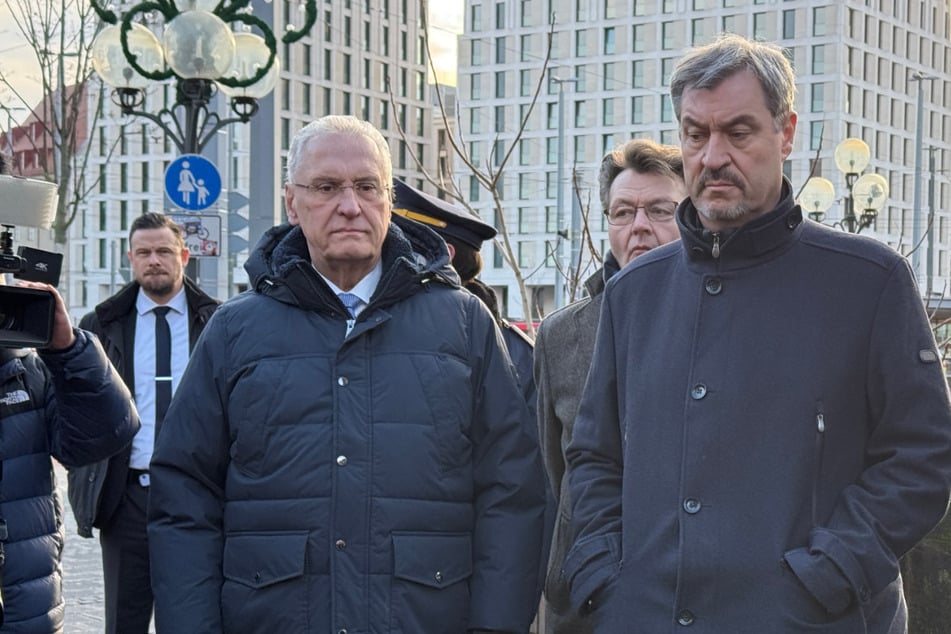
798;138;889;234
89;0;316;156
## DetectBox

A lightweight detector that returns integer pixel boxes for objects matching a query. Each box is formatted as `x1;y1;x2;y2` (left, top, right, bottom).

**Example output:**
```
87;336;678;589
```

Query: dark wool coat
66;277;218;538
0;330;138;632
534;253;619;634
565;182;951;633
147;221;546;634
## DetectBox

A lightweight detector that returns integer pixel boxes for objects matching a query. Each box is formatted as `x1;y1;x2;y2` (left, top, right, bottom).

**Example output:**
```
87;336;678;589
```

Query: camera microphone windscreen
0;175;57;229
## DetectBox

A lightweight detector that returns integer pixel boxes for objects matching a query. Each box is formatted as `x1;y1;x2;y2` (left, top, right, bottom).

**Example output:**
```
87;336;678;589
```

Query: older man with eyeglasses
146;115;546;634
534;138;685;634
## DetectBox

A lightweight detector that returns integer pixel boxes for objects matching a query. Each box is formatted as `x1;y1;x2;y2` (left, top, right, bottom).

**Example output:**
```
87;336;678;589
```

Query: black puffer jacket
148;221;546;633
0;330;138;633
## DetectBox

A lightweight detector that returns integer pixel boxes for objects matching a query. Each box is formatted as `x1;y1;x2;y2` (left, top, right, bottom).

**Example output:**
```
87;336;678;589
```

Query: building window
470;74;481;99
575;30;587;56
495;71;506;98
661;97;673;123
470;4;482;31
812;6;827;36
519;140;531;165
662;21;676;50
521;69;532;97
603;62;615;90
494;105;505;133
632;60;645;88
603;98;615;126
632;96;645;124
470;108;482;134
521;34;532;62
495;36;506;63
633;24;646;53
547;103;557;129
604;27;616;54
810;121;823;151
471;39;483;65
546;137;557;164
812;44;825;74
811;83;824;112
574;101;586;127
753;12;767;40
783;9;796;39
495;1;505;28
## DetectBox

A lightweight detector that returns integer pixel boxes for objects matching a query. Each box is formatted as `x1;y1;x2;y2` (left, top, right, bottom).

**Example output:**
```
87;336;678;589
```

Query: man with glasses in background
147;115;546;634
534;139;685;633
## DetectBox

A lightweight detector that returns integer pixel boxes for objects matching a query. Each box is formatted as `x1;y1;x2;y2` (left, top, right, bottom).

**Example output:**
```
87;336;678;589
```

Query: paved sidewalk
55;462;156;634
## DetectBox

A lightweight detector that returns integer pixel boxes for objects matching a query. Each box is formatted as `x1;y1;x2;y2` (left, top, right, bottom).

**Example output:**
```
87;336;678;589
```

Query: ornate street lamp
798;138;889;233
89;0;316;155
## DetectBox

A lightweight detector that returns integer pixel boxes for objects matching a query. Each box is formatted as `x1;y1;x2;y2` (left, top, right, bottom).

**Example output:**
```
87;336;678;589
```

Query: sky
0;3;45;124
0;2;465;131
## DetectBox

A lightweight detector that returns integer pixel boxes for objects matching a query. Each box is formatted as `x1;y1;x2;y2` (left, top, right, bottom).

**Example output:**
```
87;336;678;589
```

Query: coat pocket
390;531;472;633
221;531;308;633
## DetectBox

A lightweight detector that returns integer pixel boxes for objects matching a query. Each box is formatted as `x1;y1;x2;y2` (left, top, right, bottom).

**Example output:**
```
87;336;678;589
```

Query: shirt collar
136;285;187;316
317;260;382;306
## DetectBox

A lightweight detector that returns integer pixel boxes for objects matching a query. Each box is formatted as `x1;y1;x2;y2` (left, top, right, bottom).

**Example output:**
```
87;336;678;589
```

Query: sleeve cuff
563;531;622;612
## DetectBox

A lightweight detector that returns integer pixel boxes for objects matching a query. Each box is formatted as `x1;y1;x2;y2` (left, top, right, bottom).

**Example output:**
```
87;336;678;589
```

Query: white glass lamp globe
91;23;164;88
834;138;871;175
163;10;235;79
219;33;280;99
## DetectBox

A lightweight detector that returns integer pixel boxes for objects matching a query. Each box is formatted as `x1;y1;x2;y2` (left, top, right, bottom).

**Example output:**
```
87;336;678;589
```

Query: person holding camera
0;279;139;632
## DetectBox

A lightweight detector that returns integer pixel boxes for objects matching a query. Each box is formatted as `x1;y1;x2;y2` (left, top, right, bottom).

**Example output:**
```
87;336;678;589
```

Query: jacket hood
245;218;459;314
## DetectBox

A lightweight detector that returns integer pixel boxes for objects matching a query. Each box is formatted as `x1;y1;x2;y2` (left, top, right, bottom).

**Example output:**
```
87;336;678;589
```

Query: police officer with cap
392;179;535;402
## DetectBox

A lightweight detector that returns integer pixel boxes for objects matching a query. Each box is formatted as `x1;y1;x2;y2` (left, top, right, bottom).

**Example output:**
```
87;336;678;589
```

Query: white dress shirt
130;287;189;469
317;260;382;318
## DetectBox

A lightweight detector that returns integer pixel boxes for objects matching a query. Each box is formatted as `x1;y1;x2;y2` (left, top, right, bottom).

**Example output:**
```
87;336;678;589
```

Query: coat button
335;539;347;550
336;455;348;466
337;630;348;634
691;384;707;400
337;376;348;386
683;498;702;514
677;609;695;626
704;277;722;295
434;571;443;583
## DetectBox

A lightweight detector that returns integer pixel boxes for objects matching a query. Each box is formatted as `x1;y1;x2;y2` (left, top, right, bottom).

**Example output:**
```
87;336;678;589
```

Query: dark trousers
100;470;153;634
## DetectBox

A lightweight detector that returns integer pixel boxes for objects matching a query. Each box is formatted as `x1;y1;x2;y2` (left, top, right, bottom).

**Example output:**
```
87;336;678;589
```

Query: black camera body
0;231;63;349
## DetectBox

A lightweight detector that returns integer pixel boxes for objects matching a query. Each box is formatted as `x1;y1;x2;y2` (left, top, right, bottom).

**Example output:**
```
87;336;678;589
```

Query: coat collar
583;252;621;299
678;177;804;268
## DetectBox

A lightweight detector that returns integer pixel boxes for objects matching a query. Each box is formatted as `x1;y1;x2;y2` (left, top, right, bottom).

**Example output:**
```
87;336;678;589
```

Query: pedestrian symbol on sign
165;154;221;211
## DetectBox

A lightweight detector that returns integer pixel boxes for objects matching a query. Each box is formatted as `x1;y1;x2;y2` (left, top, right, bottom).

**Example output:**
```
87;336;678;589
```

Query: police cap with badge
392;179;496;249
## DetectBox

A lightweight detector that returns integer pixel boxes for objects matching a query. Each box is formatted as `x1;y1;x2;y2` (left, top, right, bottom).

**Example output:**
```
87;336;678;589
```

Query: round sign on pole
164;154;222;211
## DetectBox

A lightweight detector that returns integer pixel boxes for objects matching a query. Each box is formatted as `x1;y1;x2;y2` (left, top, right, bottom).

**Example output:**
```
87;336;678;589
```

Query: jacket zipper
711;232;721;259
812;401;826;527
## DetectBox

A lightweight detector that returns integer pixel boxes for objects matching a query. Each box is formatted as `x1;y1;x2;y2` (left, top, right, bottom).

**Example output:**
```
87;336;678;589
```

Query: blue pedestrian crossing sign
164;154;221;211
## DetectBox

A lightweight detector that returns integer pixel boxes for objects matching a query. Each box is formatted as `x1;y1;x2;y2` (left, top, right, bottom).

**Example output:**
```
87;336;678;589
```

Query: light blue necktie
338;292;361;318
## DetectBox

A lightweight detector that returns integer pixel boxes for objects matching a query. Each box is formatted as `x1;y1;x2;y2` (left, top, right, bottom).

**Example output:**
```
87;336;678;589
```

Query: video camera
0;174;62;348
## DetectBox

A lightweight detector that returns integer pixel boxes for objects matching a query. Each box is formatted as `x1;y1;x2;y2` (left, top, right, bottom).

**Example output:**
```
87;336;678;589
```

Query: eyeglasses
288;180;389;202
604;201;678;226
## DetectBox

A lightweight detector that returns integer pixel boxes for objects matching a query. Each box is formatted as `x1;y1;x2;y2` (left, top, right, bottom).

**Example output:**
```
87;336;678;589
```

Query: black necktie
153;306;172;425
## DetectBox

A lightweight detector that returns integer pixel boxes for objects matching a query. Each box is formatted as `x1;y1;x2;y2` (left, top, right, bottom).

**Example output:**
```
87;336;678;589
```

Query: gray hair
669;33;796;130
285;115;392;186
599;138;684;212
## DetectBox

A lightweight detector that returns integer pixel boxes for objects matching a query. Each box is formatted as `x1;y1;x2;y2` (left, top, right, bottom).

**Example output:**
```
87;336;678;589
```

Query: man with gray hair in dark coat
147;115;545;634
565;33;951;633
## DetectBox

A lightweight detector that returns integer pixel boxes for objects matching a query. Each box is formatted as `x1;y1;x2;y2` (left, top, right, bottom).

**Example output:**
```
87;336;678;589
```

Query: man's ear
446;242;456;260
